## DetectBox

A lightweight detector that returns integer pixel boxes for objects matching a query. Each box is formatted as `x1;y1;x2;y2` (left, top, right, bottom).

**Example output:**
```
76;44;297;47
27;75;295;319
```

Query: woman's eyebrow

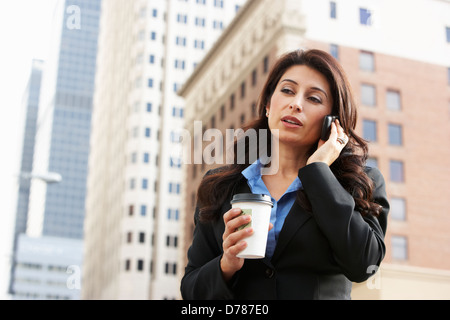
280;78;298;85
281;79;328;98
311;87;328;99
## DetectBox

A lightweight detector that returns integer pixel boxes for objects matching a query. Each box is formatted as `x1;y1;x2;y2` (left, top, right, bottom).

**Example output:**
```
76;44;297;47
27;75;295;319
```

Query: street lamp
19;172;62;184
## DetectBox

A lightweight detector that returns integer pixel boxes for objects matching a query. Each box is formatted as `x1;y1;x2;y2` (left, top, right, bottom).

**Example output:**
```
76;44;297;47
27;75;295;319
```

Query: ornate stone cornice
179;0;306;132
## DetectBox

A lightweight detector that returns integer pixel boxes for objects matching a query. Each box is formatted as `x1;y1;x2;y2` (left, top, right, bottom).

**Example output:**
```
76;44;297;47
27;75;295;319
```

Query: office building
9;59;44;294
13;0;102;299
12;234;82;300
179;0;450;299
82;0;247;299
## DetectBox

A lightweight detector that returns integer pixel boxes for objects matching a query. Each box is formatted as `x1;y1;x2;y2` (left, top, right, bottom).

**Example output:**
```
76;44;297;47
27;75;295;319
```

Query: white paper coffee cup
230;193;273;259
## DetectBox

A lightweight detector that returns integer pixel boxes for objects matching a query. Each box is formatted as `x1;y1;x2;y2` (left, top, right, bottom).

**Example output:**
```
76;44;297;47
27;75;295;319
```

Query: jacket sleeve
180;207;235;300
298;162;389;283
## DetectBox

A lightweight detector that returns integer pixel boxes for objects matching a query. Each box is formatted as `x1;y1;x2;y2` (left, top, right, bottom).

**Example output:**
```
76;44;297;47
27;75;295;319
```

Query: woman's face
266;65;333;148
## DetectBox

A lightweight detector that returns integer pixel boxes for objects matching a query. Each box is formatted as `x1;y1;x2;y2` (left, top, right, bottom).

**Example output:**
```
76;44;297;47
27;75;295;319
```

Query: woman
181;49;389;300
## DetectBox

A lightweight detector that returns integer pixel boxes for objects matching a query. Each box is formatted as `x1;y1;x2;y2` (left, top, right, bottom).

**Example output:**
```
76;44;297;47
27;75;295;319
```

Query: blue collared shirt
241;159;302;259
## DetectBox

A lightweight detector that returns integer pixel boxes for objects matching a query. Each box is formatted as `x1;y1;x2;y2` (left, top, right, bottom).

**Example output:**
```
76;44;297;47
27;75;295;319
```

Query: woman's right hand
220;208;254;282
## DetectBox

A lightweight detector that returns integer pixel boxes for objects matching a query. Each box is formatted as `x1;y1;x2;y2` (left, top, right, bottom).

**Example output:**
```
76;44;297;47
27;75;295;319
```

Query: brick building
179;0;450;299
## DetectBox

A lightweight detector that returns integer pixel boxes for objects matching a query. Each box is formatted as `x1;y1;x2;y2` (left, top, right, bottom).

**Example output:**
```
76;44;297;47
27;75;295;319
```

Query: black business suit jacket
181;162;389;300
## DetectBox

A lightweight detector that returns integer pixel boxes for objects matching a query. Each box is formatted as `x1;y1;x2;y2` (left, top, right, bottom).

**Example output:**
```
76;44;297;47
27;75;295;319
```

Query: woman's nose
289;95;303;112
289;100;302;112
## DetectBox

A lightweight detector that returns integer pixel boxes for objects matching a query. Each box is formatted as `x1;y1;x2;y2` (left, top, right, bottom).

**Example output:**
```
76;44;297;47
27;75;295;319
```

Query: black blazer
181;162;389;300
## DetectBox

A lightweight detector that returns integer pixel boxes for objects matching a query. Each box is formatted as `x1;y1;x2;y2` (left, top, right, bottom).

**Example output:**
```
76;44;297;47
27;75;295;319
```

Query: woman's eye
309;96;322;104
281;88;294;94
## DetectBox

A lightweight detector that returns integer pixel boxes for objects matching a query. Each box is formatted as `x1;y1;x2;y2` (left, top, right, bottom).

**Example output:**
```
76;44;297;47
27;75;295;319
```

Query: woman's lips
281;116;303;128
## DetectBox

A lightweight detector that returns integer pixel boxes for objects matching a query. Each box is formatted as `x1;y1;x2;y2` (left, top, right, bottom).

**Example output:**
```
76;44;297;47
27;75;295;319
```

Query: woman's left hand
306;119;348;166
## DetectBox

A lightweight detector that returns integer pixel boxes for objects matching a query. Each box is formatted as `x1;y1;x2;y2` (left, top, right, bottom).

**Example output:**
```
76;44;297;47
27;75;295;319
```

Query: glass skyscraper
11;0;101;299
14;59;44;243
9;59;44;295
27;0;101;239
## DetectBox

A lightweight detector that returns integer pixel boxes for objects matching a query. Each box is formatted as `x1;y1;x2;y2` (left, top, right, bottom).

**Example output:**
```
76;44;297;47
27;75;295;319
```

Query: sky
0;0;58;299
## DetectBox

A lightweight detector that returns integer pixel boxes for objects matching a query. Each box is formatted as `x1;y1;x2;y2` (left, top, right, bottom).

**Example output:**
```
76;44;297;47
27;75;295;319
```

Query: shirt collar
242;159;303;193
241;159;263;183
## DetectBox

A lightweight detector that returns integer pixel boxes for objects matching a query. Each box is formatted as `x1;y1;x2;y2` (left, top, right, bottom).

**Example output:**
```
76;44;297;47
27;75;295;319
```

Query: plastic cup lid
230;193;273;207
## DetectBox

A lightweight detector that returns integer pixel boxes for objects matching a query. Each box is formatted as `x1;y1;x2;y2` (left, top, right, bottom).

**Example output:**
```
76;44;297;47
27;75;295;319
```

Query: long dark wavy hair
197;49;383;222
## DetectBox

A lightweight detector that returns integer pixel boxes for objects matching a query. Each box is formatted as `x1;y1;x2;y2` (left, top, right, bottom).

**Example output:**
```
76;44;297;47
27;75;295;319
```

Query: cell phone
320;115;338;141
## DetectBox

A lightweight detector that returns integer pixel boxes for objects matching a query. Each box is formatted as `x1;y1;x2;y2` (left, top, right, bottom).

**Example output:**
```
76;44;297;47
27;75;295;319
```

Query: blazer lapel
271;200;311;263
230;176;311;266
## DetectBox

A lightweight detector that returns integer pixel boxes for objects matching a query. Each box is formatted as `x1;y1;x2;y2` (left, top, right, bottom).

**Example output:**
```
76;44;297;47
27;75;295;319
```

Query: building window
148;78;153;88
252;69;257;86
143;153;150;163
176;36;186;46
145;128;151;137
388;123;403;146
330;1;337;19
359;8;373;26
386;90;402;111
167;208;179;220
177;14;187;24
147;103;152;112
213;20;223;30
330;44;339;60
174;59;185;69
195;17;205;27
220;104;225;120
140;205;147;216
169;182;180;194
142;178;148;190
361;84;376;106
448;67;450;85
170;157;181;168
138;30;145;41
360;51;375;72
139;8;146;19
128;205;134;216
166;235;178;248
390;197;406;221
263;56;269;73
252;102;257;118
150;32;157;40
391;235;408;260
137;259;144;271
132;127;139;138
366;157;378;168
164;262;177;275
170;131;181;143
126;232;132;243
241;81;246;98
390;160;404;182
173;106;184;118
240;113;245;125
125;259;131;271
446;26;450;43
230;94;235;110
363;119;377;142
139;232;145;243
194;39;205;49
